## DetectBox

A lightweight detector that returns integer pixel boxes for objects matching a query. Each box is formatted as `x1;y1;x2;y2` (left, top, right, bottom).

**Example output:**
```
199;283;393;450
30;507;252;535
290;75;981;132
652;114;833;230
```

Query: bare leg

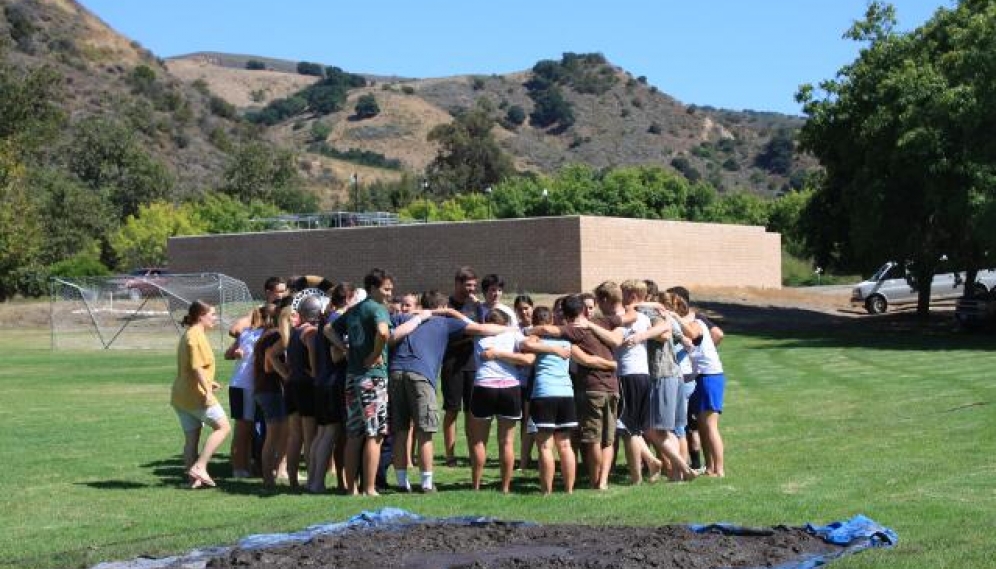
497;418;517;493
519;402;534;469
598;443;614;490
417;431;435;489
343;435;364;495
623;434;646;484
361;435;384;495
535;431;555;494
190;417;231;485
308;424;337;492
301;415;316;473
285;413;302;488
443;409;459;465
468;418;491;490
554;432;576;493
582;442;601;489
333;428;346;490
700;411;725;477
261;420;287;488
182;427;201;472
392;422;414;481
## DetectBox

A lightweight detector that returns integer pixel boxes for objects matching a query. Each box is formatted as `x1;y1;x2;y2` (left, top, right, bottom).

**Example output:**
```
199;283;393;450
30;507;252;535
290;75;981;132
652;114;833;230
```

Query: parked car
123;267;170;299
850;261;996;314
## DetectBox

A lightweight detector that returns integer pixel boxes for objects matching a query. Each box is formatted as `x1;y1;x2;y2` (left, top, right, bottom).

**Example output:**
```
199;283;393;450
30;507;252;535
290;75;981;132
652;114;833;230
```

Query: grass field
0;320;994;569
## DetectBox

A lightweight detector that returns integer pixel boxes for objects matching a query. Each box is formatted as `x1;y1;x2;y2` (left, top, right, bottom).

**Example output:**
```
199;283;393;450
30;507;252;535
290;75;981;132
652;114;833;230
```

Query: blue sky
78;0;947;115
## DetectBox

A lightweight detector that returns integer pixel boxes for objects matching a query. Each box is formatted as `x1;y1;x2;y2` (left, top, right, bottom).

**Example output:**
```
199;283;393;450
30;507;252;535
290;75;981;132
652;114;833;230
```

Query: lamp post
422;179;430;223
485;186;493;219
350;172;358;213
541;188;549;216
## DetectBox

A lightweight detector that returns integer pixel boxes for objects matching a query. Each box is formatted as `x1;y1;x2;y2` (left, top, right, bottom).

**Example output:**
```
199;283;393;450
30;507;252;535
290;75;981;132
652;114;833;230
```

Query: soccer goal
49;273;255;350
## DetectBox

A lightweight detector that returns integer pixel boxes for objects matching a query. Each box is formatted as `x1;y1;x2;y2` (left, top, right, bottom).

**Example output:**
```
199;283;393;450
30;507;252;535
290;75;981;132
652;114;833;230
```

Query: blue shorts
690;373;725;414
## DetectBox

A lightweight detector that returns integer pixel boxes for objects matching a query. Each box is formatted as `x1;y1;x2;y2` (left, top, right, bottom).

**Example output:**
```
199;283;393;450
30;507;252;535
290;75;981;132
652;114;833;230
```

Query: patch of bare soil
208;521;842;569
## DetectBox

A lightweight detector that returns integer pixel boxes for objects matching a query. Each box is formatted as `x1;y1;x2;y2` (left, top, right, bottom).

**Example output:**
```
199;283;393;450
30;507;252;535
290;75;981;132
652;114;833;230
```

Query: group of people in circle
169;267;727;495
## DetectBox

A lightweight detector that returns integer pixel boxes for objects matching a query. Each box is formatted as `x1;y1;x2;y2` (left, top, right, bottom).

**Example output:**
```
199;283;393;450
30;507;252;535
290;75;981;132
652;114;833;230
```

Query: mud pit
208;521;843;569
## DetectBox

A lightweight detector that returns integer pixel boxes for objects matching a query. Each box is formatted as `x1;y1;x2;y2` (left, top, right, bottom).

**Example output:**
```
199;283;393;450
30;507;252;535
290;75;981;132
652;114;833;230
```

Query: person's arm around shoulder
521;335;571;358
570;345;617;371
389;311;432;346
584;318;624;349
229;315;251;339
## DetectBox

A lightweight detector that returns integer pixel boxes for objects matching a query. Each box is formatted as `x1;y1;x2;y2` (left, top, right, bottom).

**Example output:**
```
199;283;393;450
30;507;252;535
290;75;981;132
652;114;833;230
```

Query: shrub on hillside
297;61;324;77
245;59;266;70
354;94;380;119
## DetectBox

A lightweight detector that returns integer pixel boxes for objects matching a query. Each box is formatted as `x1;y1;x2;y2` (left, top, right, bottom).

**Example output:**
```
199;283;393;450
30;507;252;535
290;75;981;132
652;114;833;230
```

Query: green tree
109;202;206;269
796;0;996;315
221;142;301;205
354;94;380;119
754;129;795;175
426;107;515;196
505;105;526;127
188;193;282;234
67;117;174;219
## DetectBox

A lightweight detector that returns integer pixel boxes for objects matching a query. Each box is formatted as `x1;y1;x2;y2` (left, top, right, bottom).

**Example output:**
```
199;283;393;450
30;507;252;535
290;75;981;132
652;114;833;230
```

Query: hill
1;0;252;194
166;52;815;197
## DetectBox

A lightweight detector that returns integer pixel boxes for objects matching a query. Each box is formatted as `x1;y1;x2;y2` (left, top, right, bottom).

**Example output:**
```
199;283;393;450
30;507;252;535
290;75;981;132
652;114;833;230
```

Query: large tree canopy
796;0;996;315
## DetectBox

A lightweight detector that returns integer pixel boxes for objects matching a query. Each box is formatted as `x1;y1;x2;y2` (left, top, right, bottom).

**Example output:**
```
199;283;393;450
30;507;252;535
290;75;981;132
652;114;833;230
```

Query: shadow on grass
78;480;150;490
697;300;994;351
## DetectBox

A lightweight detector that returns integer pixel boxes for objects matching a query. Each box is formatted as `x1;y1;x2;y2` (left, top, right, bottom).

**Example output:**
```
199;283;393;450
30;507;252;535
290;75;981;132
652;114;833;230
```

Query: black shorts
470;385;522;420
285;379;315;417
530;396;577;431
618;374;652;436
313;382;344;426
442;370;475;412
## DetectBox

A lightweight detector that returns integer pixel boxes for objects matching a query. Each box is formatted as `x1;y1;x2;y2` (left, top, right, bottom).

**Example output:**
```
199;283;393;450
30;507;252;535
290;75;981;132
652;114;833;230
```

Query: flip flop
188;467;216;487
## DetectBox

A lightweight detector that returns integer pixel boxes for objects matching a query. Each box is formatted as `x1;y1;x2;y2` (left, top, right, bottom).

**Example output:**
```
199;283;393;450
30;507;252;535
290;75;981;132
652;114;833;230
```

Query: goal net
49;273;255;350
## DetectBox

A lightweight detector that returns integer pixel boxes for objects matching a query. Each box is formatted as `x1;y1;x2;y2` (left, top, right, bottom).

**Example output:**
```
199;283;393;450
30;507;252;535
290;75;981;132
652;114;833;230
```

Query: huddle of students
170;267;727;494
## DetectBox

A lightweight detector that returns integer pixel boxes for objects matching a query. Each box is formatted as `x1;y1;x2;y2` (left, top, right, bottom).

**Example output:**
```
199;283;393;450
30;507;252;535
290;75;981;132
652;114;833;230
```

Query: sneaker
418;485;437;494
232;469;252;479
396;485;413;494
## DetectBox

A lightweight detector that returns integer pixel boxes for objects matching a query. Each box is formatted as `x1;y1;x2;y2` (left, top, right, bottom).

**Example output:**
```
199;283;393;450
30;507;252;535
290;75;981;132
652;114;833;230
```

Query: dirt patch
208;521;842;569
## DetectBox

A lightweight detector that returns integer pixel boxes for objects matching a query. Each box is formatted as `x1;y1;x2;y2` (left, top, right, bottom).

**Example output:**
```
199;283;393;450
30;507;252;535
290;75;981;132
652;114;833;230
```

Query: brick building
167;216;780;296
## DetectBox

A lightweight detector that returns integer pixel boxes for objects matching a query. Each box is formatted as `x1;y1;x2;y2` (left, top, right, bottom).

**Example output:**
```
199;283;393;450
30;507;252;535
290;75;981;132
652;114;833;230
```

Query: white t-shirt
474;329;525;388
614;312;651;376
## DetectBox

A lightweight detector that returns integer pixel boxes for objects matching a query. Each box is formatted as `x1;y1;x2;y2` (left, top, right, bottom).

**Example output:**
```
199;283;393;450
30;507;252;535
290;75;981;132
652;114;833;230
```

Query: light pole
485;186;493;219
541;188;549;216
422;179;429;223
350;172;358;213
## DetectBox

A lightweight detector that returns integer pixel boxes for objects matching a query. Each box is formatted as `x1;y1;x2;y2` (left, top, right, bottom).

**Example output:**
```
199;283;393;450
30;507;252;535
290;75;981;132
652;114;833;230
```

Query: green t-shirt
333;298;392;378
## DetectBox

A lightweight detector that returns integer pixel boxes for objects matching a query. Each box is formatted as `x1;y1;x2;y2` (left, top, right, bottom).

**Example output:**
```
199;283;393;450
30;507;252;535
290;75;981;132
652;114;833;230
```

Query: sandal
188;466;216;487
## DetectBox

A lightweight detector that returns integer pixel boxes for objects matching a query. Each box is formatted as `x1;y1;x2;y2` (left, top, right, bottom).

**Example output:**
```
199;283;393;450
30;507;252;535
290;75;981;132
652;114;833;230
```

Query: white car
850;261;996;314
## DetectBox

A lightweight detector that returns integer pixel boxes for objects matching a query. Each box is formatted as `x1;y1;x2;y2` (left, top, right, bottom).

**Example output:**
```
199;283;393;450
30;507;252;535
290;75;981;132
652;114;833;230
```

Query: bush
296;61;325;77
310;121;331;141
354;94;380;119
208;96;238;120
401;85;415;95
505;105;526;126
647;122;662;135
471;76;486;90
245;59;266;70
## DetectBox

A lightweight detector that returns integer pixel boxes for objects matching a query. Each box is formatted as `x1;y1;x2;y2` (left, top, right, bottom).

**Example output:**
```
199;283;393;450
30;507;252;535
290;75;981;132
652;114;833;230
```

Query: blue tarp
92;509;897;569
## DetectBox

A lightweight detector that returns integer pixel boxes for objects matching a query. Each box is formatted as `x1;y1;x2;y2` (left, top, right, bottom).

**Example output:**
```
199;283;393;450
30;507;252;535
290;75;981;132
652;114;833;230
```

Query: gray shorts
649;375;684;432
389;370;439;434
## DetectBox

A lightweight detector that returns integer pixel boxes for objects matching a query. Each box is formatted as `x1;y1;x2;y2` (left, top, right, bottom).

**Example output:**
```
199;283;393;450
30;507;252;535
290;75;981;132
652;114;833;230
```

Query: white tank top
689;319;723;375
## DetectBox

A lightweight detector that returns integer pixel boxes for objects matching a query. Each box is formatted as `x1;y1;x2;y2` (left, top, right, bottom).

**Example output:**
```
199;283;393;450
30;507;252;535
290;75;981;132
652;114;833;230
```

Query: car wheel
865;295;887;314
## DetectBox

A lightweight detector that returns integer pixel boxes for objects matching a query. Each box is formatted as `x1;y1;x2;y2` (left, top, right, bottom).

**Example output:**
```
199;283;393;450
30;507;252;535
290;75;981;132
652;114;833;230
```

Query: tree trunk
914;266;933;318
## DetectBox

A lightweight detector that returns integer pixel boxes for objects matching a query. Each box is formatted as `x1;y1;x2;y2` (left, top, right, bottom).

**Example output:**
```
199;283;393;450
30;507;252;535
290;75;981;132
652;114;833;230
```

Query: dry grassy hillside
166;53;812;195
166;56;319;108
